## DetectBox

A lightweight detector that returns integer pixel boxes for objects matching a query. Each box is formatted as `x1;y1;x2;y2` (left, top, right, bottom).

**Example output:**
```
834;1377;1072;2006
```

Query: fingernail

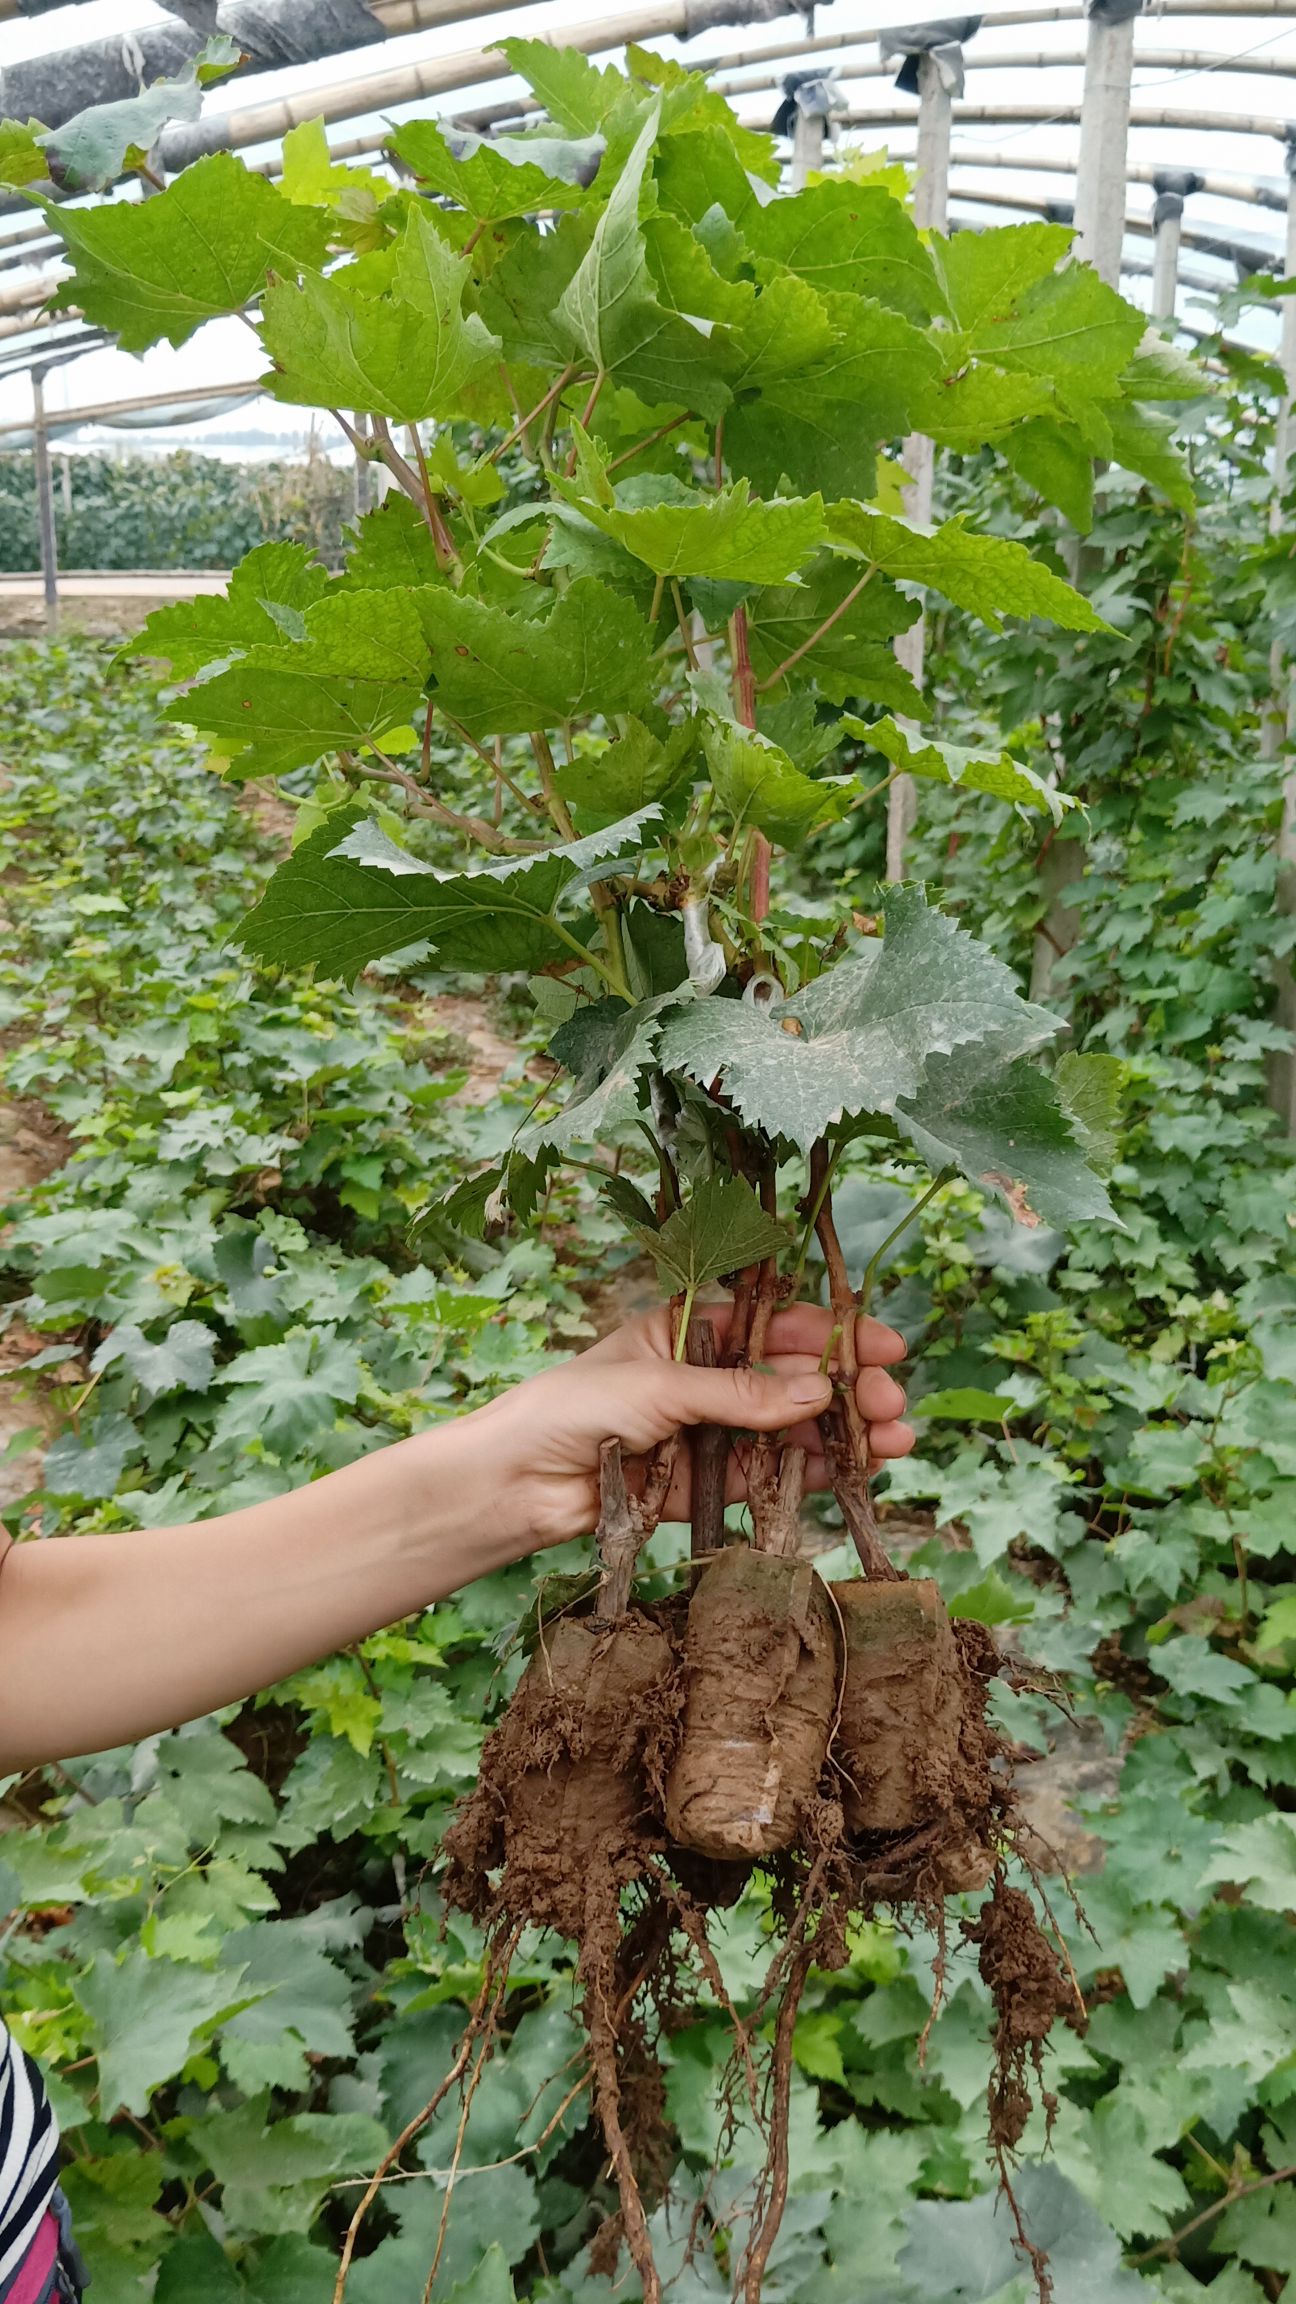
788;1375;831;1405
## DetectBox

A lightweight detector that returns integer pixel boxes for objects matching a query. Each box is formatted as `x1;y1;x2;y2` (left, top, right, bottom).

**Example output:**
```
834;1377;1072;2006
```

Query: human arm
0;1303;910;1771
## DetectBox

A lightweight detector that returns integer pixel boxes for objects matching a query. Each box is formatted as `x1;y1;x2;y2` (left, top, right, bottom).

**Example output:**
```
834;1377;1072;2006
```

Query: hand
475;1300;913;1550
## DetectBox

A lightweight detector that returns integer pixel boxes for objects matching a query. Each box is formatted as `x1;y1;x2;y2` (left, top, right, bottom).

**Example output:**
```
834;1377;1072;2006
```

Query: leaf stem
486;367;578;466
341;746;531;855
857;1166;953;1317
756;564;877;693
606;412;693;475
672;580;700;670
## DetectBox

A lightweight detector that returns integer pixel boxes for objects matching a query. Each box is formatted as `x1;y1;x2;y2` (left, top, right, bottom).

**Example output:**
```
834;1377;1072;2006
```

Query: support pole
790;102;825;189
1073;0;1143;289
1266;131;1296;1135
1150;168;1202;324
30;365;58;634
351;410;373;520
886;41;959;882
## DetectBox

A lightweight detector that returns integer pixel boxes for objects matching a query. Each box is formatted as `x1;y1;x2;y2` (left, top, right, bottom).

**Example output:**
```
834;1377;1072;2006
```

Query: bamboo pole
0;377;262;442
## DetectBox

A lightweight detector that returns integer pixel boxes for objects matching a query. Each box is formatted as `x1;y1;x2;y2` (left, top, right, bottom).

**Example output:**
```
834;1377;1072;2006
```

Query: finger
762;1304;907;1367
856;1368;908;1422
867;1420;915;1462
652;1361;832;1434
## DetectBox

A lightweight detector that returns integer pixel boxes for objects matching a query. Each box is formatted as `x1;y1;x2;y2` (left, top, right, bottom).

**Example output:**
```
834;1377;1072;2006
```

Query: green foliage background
0;447;354;573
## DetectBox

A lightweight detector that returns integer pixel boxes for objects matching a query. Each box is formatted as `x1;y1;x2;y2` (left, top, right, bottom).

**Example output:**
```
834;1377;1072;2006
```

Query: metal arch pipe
829;100;1295;137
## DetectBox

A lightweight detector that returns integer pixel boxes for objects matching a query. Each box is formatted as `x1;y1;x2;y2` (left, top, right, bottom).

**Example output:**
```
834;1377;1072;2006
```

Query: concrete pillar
1150;170;1200;324
1266;131;1296;1134
30;367;58;633
1073;0;1143;290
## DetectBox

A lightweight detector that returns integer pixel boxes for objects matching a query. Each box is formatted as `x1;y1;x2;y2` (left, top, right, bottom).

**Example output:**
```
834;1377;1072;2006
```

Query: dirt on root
665;1550;838;1863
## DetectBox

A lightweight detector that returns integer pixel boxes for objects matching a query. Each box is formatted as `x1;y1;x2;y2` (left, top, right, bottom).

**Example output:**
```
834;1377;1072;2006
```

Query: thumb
643;1361;832;1435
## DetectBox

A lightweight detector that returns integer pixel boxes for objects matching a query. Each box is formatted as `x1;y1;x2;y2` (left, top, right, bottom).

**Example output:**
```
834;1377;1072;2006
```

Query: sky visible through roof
0;0;1292;455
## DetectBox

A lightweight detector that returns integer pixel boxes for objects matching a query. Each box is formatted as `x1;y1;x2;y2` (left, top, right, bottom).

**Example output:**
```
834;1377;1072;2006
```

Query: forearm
0;1411;522;1772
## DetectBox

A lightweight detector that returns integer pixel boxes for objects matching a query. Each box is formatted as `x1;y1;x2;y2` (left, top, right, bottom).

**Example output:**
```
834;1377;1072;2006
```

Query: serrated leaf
1198;1814;1296;1912
1055;1051;1123;1177
390;117;604;218
657;887;1057;1150
745;556;920;704
1002;416;1096;532
50;152;330;352
726;297;941;501
1107;403;1195;512
81;1949;251;2116
963;259;1145;397
518;997;668;1156
1122;329;1210;400
896;1042;1115;1228
828;505;1108;634
635;1175;786;1295
235;804;657;983
559;466;825;584
170;591;428;779
123;542;331;680
933;221;1074;334
0;120;49;190
749;177;942;323
555;103;730;418
556;717;694;829
91;1319;216;1405
414;576;654;737
500;37;636;137
901;2163;1147;2301
703;717;850;845
842;715;1073;820
189;2097;387;2239
259;209;500;424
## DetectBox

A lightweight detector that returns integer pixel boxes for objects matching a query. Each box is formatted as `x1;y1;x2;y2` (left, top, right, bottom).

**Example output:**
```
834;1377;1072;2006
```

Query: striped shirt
0;2022;58;2293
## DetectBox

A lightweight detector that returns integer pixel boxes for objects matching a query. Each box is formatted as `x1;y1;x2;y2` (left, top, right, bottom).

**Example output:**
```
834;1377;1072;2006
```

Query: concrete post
790;103;825;190
886;48;955;883
1266;131;1296;1134
1150;169;1201;324
1073;0;1143;290
30;366;58;633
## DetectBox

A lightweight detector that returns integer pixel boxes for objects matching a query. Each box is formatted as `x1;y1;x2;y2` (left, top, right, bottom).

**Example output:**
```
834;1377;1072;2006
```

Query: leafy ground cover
1;623;1293;2303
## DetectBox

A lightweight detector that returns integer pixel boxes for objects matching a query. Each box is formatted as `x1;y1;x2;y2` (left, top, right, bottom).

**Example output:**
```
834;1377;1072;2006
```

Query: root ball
665;1548;838;1862
832;1577;965;1835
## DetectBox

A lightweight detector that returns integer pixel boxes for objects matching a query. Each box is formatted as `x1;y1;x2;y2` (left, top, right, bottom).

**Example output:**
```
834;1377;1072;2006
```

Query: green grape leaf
0;120;49;190
388;118;605;219
556;718;695;828
913;363;1055;453
1121;329;1210;400
557;467;826;583
80;1948;252;2116
634;1174;787;1295
963;258;1145;395
259;208;500;423
842;715;1075;821
500;38;637;137
658;887;1057;1150
828;505;1108;633
169;591;428;778
932;220;1074;333
726;297;941;501
1198;1814;1296;1912
1054;1051;1123;1177
748;178;942;323
187;2098;387;2239
703;717;851;845
50;151;330;352
895;1042;1115;1228
1001;416;1096;532
1106;403;1195;512
555;103;731;418
235;804;658;983
519;996;671;1155
122;542;332;679
901;2164;1147;2303
91;1319;216;1406
745;559;921;708
415;576;654;736
340;493;451;592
